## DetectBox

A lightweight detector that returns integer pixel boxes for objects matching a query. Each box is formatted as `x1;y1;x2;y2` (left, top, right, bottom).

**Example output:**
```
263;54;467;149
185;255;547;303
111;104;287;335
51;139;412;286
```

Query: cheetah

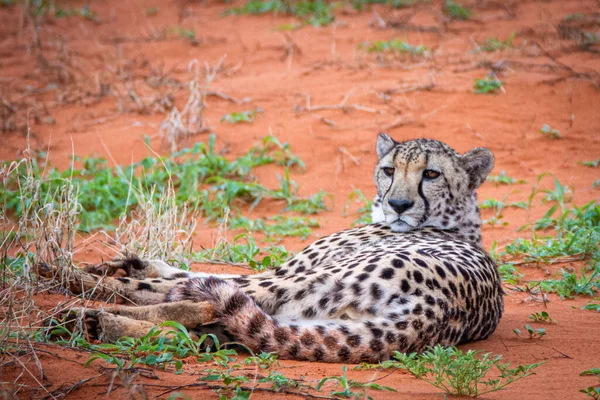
42;134;503;363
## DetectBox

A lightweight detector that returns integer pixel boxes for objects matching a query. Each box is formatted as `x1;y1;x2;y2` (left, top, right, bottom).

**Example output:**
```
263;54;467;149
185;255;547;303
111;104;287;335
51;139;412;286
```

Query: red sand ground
1;0;600;398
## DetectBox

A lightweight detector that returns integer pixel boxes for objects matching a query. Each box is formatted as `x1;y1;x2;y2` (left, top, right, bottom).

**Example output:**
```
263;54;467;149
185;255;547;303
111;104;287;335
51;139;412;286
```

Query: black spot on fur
370;338;384;352
401;279;411;293
435;265;446;279
289;343;300;358
370;283;383;300
370;327;383;338
300;333;316;347
380;268;395;280
413;270;424;284
137;282;154;291
313;347;325;361
347;335;361;347
223;292;248;315
338;346;351;361
117;278;130;284
274;328;289;344
302;307;317;318
364;264;377;272
248;313;266;337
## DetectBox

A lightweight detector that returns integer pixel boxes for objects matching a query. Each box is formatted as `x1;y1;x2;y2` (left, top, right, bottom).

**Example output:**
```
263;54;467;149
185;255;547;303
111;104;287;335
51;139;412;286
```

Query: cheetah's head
373;134;494;235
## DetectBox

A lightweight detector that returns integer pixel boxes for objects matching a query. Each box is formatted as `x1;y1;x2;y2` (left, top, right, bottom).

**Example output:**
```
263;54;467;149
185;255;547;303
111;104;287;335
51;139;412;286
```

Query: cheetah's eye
423;169;441;180
382;167;395;177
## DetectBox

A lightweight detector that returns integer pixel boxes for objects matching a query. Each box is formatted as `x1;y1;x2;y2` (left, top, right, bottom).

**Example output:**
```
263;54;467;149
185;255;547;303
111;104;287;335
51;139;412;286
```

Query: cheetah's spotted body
54;134;503;363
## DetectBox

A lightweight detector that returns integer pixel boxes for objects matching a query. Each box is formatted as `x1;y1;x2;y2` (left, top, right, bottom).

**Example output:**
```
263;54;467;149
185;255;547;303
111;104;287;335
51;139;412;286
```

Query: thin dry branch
294;90;384;115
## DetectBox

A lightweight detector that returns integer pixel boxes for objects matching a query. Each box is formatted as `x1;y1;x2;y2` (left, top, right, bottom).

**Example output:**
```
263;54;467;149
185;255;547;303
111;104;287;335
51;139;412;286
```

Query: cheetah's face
374;134;494;233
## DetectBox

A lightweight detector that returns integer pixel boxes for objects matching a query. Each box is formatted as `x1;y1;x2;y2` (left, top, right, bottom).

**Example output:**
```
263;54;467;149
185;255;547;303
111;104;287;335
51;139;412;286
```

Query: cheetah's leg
35;262;184;305
167;277;430;363
58;300;217;342
84;257;242;280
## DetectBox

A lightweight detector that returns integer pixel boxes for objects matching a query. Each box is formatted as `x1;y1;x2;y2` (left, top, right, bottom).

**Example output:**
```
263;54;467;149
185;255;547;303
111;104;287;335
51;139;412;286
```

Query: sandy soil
1;0;600;398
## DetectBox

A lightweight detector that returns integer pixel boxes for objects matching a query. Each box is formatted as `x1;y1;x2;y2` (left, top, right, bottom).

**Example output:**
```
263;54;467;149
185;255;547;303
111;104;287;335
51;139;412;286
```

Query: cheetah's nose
388;199;414;215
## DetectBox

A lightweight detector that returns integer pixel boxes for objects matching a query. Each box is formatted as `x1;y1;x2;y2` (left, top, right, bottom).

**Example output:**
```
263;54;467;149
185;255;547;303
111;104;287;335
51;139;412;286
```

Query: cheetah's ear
460;147;494;190
376;133;396;159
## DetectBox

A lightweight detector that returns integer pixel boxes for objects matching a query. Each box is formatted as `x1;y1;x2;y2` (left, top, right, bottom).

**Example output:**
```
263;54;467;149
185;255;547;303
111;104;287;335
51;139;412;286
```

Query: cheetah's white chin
389;219;415;233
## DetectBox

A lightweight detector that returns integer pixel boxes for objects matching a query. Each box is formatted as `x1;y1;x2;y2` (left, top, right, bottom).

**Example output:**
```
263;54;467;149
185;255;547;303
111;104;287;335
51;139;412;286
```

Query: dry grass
0;135;200;396
160;57;226;151
109;184;198;266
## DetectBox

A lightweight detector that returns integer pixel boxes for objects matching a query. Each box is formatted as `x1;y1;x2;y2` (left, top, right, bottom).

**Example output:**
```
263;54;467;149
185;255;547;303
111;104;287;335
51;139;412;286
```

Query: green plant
582;302;600;312
350;0;428;10
55;5;98;21
343;188;373;226
486;171;526;185
85;321;237;374
479;33;515;52
504;198;599;266
498;262;523;284
317;366;396;399
474;77;503;94
540;124;561;139
202;367;251;399
175;27;196;40
85;322;237;374
529;311;553;323
192;233;292;270
580;368;600;399
366;346;543;397
221;108;263;124
224;0;335;27
259;371;308;391
443;0;470;20
480;196;527;227
360;39;428;56
2;134;322;235
243;352;280;369
580;158;600;168
480;198;527;211
537;264;600;299
513;324;546;339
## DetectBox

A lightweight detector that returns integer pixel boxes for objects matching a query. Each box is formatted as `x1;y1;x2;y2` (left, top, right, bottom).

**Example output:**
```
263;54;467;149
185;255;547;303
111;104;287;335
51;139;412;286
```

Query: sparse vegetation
474;77;503;94
357;346;543;398
540;124;561;139
443;0;470;20
486;171;526;185
2;134;326;235
529;311;553;323
478;33;515;52
224;0;335;27
343;188;373;226
55;5;98;21
582;302;600;312
580;158;600;168
85;322;235;374
580;368;600;399
360;39;428;56
317;366;397;399
221;108;263;124
513;324;547;339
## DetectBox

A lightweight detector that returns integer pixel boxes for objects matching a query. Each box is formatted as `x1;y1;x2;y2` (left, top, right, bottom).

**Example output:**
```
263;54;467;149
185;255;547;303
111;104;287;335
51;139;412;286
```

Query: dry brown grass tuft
160;57;225;151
